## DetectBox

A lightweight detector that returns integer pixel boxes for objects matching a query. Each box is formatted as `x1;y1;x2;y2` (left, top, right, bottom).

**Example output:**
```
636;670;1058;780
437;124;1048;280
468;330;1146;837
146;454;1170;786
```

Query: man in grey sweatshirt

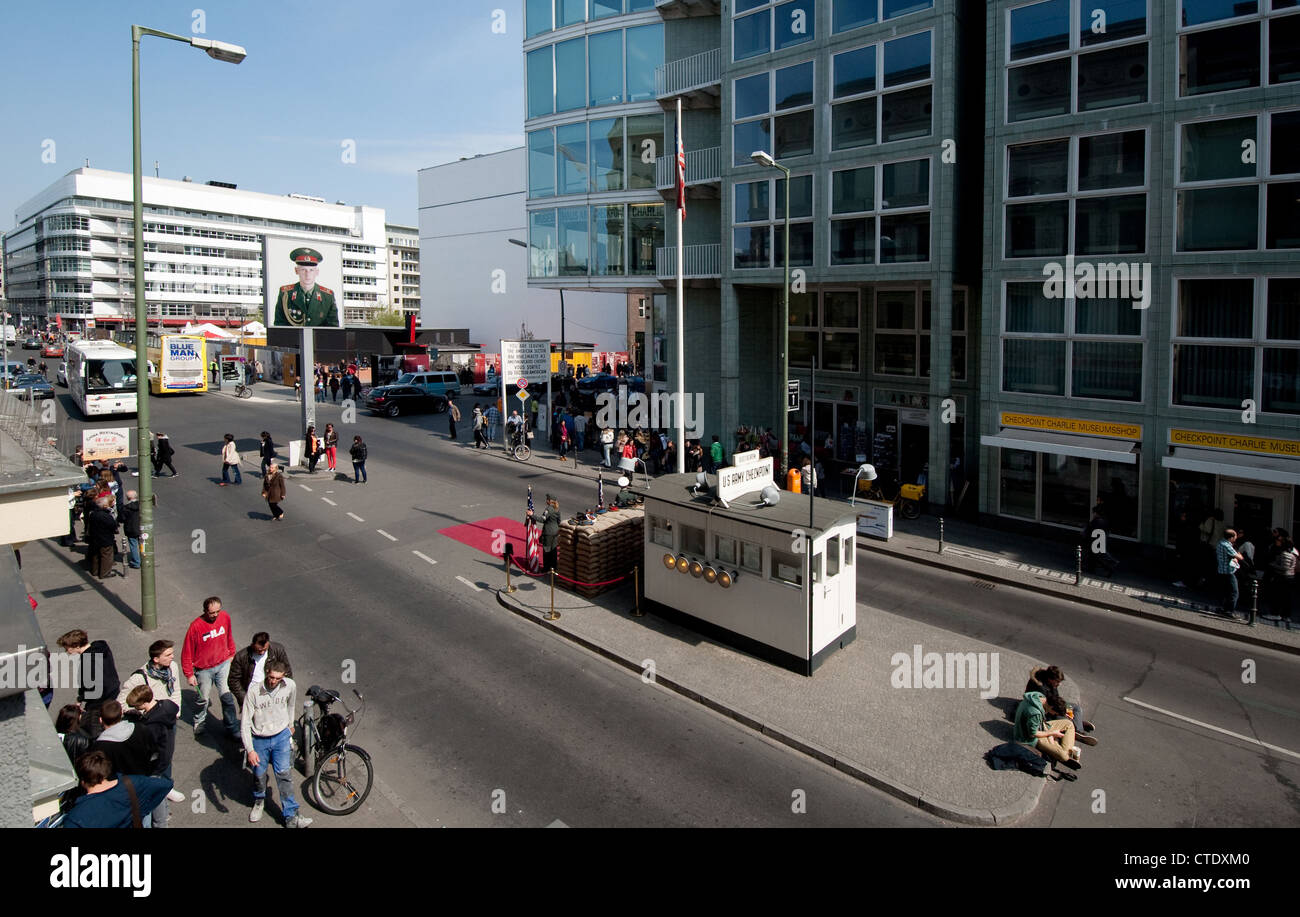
241;661;311;828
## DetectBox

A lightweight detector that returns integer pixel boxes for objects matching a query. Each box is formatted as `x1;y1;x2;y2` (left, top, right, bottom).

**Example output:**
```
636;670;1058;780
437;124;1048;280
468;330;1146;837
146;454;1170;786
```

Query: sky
0;0;527;228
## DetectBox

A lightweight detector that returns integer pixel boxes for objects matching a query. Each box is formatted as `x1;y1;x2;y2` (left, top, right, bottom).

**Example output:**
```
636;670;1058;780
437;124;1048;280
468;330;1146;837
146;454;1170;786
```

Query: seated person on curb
1026;664;1097;745
1014;691;1081;771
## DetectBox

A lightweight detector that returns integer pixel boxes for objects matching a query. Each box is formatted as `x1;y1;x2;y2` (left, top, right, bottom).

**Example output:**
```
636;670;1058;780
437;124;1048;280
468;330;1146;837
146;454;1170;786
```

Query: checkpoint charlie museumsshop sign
717;449;774;503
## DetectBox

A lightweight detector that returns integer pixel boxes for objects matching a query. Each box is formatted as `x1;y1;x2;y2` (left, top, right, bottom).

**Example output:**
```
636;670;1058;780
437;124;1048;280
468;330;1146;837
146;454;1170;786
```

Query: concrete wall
0;693;28;827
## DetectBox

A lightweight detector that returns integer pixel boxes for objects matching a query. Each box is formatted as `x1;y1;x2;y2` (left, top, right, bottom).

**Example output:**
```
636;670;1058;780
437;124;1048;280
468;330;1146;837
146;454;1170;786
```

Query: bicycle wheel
312;744;373;815
513;443;531;461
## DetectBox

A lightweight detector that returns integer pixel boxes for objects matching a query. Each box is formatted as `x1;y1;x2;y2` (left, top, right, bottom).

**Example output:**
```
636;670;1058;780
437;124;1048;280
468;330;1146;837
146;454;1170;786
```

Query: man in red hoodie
181;596;239;741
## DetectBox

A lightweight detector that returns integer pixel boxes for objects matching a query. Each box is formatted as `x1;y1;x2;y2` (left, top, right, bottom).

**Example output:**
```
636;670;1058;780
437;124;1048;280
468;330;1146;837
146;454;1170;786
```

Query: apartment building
386;223;421;317
2;169;389;332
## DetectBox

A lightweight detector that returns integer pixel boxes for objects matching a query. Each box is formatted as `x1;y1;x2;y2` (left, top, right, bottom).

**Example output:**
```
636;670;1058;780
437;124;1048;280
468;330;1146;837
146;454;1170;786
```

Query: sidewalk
489;438;1300;655
497;575;1057;825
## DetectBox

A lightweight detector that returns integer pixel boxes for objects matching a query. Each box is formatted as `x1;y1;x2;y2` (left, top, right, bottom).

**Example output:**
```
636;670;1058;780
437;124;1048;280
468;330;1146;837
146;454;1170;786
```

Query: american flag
597;470;605;509
525;485;542;573
674;115;686;219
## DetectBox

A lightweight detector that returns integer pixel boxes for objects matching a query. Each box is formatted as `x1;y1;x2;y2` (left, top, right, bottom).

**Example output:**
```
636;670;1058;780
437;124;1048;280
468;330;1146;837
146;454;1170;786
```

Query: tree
368;307;406;327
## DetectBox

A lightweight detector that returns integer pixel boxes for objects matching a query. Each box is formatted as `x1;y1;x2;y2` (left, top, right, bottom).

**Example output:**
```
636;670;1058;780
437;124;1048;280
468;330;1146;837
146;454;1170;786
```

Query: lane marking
412;551;438;565
321;497;337;506
456;575;484;593
299;484;313;492
377;529;398;541
1122;696;1300;761
347;512;365;522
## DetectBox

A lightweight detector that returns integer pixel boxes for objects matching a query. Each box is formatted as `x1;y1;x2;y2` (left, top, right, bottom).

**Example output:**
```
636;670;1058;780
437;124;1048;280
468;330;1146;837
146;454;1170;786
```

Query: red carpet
438;516;527;558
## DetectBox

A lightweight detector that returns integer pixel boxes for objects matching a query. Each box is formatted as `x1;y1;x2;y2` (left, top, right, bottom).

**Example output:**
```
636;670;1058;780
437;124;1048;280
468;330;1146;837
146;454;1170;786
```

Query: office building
2;168;389;332
386;223;422;317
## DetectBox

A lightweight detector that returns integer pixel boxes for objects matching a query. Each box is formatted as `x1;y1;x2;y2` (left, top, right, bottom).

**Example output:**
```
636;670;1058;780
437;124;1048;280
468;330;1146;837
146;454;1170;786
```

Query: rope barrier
506;553;629;587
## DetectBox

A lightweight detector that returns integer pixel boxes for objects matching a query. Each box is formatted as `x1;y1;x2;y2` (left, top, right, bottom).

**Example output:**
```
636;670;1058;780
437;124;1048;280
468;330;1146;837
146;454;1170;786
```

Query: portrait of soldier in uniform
273;247;340;328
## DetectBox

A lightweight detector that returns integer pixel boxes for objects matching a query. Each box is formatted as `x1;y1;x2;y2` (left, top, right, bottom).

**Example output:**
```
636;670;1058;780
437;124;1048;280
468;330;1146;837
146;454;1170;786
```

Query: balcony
655;146;722;198
656;243;721;284
655;48;721;108
655;0;722;18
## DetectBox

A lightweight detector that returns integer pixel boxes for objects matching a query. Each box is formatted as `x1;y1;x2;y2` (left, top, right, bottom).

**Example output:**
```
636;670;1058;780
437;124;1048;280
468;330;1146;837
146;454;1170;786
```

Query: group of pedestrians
1170;508;1298;620
206;427;369;521
63;454;141;577
302;423;368;483
51;603;312;828
311;361;362;403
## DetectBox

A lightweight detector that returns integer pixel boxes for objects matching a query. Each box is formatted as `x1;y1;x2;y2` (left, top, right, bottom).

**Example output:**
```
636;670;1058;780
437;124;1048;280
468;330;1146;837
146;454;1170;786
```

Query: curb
493;586;1043;826
860;542;1300;656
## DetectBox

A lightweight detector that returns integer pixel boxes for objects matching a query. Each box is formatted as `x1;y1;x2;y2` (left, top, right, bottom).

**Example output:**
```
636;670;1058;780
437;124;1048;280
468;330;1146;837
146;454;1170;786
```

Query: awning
981;429;1138;464
1162;448;1300;486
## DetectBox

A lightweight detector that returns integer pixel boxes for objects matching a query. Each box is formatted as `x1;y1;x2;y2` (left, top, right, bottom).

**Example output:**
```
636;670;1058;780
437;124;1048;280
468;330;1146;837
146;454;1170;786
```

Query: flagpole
675;97;686;474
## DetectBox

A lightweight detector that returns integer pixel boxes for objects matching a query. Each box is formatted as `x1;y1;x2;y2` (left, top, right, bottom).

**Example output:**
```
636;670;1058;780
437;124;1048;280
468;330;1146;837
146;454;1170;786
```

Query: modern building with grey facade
980;0;1300;550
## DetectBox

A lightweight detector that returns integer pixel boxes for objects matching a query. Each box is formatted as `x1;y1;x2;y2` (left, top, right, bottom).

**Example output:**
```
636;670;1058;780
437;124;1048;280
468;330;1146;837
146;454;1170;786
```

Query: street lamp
750;149;791;485
508;237;565;380
132;24;245;632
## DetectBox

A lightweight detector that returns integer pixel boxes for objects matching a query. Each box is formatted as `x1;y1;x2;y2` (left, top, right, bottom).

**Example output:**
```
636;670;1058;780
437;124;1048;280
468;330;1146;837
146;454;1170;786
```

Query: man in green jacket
709;435;724;473
540;494;561;573
1014;690;1080;769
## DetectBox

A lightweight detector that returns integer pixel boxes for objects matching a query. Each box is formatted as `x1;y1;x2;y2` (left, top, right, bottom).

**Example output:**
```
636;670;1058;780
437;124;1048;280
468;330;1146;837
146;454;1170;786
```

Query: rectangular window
834;45;876;97
593;0;621;16
1180;23;1261;95
1041;454;1092;527
626;23;664;103
1008;58;1072;122
1077;42;1148;111
1173;344;1254;408
1078;130;1145;190
557;207;589;276
734;226;771;268
1080;0;1146;45
880;212;930;262
1182;0;1257;27
734;10;770;60
1178;278;1253;338
775;0;816;50
831;217;874;264
1006;201;1069;257
834;0;877;32
884;0;932;18
882;159;928;208
590;117;624;192
592;204;625;276
629;203;663;275
1008;139;1069;196
1006;282;1065;333
1073;341;1143;400
556;122;588;195
1266;183;1300;248
842;535;854;564
831;97;877;150
1004;339;1067;394
1000;449;1038;519
529;209;558;278
650;515;674;548
880;86;931;142
1176;186;1259;250
527;0;553;38
527;129;555;199
589;29;624;107
1273;111;1300;175
1180;117;1257;182
527;46;553;119
776;61;814;109
736;180;771;223
771;548;804;586
1272;14;1300;83
1074;193;1146;255
715;535;737;565
884;31;930;86
734;120;772;168
774;109;815;158
742;541;763;572
832;166;874;213
681;525;706;556
627;115;663;190
1011;0;1070;60
555;38;586;112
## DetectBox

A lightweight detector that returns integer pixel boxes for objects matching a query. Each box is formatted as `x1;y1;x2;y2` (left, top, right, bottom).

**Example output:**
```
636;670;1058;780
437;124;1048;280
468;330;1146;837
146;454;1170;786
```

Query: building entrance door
899;412;929;486
1220;479;1290;541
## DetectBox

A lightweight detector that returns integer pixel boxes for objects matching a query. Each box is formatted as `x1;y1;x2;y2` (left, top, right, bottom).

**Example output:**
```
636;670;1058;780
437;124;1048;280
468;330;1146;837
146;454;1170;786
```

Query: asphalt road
56;386;940;827
860;552;1300;827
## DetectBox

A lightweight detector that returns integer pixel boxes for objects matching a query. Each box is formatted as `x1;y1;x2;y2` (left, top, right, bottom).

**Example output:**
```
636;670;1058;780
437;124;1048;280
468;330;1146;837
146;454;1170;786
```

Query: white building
418;148;627;355
385;223;421;318
2;168;389;330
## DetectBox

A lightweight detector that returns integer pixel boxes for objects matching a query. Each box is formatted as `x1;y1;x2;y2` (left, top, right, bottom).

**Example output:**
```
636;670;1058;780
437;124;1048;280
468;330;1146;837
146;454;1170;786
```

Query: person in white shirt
242;661;310;828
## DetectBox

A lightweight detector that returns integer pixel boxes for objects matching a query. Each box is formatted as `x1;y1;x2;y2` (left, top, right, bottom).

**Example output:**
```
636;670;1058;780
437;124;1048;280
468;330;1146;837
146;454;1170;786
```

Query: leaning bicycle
507;426;532;462
233;381;253;399
863;479;926;519
294;685;373;815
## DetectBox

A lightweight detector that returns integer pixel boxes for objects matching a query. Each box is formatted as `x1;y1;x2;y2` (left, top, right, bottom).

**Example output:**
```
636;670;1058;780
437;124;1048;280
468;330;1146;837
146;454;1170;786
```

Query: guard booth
638;454;859;676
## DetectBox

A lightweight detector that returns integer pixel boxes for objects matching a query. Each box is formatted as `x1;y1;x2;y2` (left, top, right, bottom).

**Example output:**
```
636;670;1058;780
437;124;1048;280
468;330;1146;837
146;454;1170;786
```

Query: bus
147;333;207;395
67;340;139;417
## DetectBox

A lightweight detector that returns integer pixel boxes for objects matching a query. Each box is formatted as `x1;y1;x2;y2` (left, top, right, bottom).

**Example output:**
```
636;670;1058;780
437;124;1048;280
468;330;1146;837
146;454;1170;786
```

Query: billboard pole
301;327;315;445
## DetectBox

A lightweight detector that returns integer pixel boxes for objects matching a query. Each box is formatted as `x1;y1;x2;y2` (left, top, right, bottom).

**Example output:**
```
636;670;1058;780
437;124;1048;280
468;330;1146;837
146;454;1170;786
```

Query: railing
655;146;722;189
655;243;721;279
655;48;721;98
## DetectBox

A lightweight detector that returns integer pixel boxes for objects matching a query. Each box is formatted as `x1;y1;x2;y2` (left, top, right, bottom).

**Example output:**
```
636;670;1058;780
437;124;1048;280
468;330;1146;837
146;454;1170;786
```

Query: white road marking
347;512;365;522
299;484;313;492
1122;696;1300;761
455;575;484;592
321;497;337;506
377;529;398;541
547;819;569;828
412;551;438;565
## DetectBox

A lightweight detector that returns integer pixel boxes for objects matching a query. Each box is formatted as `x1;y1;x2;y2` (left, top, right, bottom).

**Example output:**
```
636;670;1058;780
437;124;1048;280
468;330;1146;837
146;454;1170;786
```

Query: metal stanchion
1075;546;1083;586
545;569;560;621
631;565;643;617
503;543;516;594
1249;578;1258;627
938;517;944;555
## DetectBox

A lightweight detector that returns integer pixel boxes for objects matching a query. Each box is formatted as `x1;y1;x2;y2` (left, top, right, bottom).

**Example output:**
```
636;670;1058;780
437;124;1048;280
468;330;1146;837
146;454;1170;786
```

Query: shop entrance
1221;479;1291;539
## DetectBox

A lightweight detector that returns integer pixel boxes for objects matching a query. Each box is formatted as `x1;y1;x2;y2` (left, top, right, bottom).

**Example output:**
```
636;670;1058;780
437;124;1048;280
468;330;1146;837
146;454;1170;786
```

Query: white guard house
638;452;859;675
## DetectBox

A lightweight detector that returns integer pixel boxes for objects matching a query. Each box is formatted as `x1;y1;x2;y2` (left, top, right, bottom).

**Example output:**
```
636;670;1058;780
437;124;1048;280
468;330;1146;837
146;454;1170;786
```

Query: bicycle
507;426;532;462
294;685;373;815
233;381;253;399
862;478;927;520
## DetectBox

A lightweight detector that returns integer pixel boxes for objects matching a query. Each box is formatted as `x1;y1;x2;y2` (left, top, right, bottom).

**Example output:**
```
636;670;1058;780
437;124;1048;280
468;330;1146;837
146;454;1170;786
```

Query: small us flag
674;116;686;219
597;471;605;509
525;485;542;572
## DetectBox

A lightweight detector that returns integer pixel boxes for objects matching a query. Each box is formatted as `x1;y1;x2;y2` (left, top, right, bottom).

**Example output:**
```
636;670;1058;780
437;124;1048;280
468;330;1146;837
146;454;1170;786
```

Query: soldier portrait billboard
264;237;344;329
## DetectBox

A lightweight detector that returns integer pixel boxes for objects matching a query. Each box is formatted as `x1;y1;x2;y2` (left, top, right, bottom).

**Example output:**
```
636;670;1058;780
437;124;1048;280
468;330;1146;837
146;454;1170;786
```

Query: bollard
1249;578;1258;627
1075;546;1082;586
545;569;560;621
503;543;516;594
631;565;643;617
938;517;944;555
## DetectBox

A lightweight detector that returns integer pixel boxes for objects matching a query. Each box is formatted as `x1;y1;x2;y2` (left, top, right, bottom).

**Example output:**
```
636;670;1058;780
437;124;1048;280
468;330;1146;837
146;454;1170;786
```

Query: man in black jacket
258;431;276;478
125;684;185;826
228;632;294;711
85;496;118;578
90;700;158;778
120;490;141;569
151;432;178;477
57;629;121;739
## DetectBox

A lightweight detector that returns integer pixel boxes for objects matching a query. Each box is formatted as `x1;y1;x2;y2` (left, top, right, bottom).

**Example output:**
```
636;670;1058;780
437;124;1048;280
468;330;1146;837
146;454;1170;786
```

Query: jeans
251;727;298;820
576;430;585;451
127;536;140;568
1222;572;1239;612
353;460;367;483
603;443;612;466
487;423;498;444
221;463;242;484
193;657;238;736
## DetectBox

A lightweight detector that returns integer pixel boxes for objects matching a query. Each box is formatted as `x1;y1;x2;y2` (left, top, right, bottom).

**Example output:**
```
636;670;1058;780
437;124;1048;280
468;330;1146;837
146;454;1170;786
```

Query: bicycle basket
316;712;347;751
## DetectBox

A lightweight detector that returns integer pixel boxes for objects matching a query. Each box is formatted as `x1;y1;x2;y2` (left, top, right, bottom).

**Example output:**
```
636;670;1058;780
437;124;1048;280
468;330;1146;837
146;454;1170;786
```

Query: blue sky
0;0;526;228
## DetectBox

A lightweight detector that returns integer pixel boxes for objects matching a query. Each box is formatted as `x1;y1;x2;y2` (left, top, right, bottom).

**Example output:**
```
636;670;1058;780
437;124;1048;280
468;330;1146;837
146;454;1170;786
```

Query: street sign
517;389;530;402
517;377;528;389
787;380;799;412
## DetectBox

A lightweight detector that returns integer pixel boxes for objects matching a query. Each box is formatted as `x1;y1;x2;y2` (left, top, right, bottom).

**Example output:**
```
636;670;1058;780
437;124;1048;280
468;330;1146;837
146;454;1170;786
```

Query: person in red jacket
181;596;239;741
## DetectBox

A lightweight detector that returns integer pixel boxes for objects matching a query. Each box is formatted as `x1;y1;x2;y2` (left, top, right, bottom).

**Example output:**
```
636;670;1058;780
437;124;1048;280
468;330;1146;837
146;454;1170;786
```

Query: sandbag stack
558;508;645;598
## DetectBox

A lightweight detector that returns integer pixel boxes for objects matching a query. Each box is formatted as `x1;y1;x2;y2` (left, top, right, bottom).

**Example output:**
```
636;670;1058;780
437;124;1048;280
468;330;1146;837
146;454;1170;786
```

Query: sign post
501;339;551;439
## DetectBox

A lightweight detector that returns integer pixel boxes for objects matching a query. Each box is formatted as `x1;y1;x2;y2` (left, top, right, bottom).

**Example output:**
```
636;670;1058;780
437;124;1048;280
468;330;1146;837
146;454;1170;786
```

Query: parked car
11;373;55;400
395;370;462;399
42;343;64;358
365;384;447;417
56;362;68;387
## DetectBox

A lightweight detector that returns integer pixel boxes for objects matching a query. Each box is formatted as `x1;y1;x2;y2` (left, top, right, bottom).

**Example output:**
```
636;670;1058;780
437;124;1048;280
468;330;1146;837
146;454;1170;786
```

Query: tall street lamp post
132;24;245;631
750;150;790;483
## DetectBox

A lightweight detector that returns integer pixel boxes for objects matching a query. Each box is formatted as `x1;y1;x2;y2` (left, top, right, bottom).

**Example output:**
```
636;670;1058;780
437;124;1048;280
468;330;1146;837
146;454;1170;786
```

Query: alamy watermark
1;648;102;695
594;390;704;437
1043;255;1151;310
890;644;1000;699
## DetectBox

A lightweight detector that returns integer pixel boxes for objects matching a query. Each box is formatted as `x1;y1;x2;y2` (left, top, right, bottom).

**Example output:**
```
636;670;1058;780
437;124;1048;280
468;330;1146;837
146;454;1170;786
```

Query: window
715;534;737;565
528;130;556;199
733;62;816;167
999;449;1140;538
741;541;763;572
842;535;854;564
1006;0;1148;122
626;24;664;103
831;158;930;265
831;32;933;150
556;122;588;195
1002;281;1144;401
733;174;813;269
771;548;804;586
527;0;553;37
826;537;840;576
734;0;815;62
527;46;553;119
1176;112;1299;251
681;525;706;556
555;38;586;112
1178;4;1297;95
590;117;624;192
790;290;861;372
1004;129;1146;258
1173;277;1300;414
832;0;932;32
558;0;585;27
558;206;589;276
592;204;625;275
627;114;663;190
533;118;664;198
589;30;623;107
629;203;664;275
